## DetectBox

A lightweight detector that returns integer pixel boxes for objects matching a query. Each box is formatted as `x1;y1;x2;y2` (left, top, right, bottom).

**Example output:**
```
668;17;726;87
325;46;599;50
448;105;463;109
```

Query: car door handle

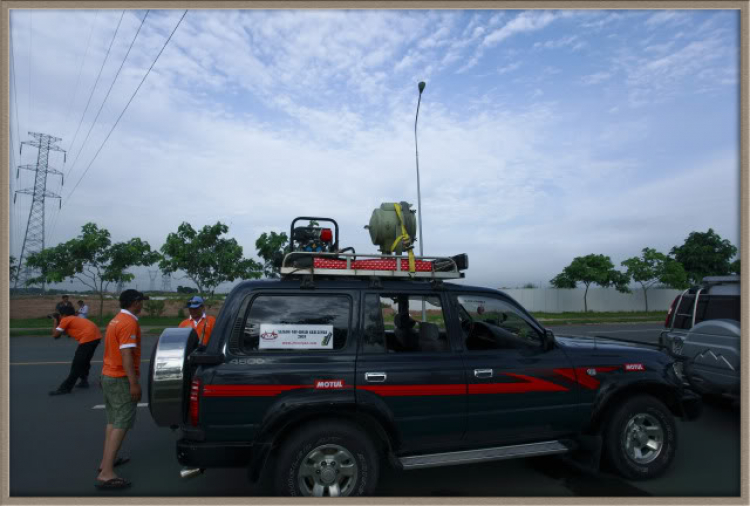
365;372;387;382
474;369;493;378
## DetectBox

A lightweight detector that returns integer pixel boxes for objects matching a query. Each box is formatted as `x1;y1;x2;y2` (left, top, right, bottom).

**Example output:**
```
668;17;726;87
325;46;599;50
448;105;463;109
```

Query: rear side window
361;294;451;353
695;295;741;324
235;295;351;354
672;295;695;329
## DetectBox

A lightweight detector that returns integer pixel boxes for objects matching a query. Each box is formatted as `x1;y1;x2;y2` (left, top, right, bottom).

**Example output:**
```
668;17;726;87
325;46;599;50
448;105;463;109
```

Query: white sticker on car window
258;324;334;350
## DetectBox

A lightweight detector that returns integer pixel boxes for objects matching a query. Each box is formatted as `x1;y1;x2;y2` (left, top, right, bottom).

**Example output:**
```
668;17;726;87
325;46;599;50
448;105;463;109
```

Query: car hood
554;334;671;363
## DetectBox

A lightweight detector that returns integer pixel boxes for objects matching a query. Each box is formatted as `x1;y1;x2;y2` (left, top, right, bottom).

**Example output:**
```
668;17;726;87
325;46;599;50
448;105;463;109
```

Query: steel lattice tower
148;270;158;292
161;273;172;292
14;132;66;290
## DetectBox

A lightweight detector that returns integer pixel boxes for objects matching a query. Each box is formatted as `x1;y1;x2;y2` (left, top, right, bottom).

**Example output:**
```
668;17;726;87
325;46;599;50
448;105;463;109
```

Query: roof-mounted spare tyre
148;327;199;427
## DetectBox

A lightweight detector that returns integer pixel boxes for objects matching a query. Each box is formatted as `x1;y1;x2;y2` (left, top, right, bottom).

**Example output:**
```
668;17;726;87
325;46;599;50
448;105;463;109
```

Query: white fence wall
501;287;682;313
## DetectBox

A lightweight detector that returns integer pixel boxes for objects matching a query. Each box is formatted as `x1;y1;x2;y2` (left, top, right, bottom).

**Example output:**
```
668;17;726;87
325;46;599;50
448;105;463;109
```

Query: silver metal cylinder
180;467;204;479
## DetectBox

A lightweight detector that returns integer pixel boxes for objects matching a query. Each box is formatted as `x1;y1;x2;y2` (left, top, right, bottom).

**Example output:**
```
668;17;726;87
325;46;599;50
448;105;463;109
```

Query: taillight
320;228;333;243
189;378;201;426
664;297;678;328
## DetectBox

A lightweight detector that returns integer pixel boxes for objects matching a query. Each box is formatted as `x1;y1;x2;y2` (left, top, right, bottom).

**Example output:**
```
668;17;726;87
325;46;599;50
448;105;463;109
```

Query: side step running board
399;440;571;470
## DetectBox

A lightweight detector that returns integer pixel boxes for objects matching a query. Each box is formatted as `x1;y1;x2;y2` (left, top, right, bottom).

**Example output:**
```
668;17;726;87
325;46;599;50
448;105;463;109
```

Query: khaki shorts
101;375;137;430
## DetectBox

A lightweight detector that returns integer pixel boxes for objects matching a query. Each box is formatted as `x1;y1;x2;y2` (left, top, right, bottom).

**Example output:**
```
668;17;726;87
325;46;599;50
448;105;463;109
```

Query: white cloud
483;11;557;47
581;71;612;85
645;11;692;29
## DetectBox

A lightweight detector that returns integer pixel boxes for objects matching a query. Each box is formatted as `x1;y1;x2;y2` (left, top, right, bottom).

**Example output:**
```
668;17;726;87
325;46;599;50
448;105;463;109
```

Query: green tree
25;223;160;320
621;248;689;312
550;253;631;312
730;258;741;275
670;228;737;285
255;231;289;278
159;222;262;301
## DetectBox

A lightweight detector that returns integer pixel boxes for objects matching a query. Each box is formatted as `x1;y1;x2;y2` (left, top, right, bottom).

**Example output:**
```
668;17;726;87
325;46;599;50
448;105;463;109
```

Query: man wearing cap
48;305;102;395
95;289;148;490
179;296;216;346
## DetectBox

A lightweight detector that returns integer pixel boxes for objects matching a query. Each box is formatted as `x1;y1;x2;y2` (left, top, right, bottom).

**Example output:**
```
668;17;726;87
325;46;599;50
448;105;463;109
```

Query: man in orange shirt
49;305;102;395
95;289;148;490
179;296;216;346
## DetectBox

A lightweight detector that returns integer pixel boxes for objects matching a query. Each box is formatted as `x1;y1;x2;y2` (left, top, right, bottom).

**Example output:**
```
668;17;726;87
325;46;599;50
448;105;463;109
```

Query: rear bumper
679;389;703;420
177;439;253;468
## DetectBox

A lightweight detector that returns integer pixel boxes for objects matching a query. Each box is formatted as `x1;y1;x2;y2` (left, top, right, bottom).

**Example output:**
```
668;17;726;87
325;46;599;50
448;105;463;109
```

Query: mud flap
564;435;602;472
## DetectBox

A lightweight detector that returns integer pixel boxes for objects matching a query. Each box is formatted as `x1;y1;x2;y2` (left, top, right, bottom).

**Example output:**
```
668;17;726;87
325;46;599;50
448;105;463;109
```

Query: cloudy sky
8;9;740;292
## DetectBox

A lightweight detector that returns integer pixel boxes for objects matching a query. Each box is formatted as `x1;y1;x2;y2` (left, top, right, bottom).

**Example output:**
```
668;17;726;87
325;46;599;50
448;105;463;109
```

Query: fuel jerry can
365;202;417;255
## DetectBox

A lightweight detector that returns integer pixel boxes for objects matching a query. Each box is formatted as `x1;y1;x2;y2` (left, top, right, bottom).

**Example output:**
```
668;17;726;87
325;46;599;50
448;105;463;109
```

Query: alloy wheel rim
622;413;664;464
297;443;358;497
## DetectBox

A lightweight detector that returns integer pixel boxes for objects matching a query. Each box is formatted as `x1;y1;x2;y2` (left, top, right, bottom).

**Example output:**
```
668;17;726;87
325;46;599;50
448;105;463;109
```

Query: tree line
549;229;739;312
10;222;739;318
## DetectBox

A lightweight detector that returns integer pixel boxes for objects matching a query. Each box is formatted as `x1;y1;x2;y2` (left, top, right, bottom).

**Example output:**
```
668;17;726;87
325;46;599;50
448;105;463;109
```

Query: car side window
457;295;542;351
233;294;350;354
695;295;741;324
361;294;450;353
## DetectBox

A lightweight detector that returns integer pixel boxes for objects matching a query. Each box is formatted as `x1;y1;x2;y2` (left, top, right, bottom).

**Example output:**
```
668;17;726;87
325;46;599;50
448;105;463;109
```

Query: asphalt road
9;323;741;497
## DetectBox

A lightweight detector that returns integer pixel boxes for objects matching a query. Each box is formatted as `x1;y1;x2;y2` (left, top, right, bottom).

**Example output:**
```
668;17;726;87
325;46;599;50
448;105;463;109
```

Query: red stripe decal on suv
357;384;466;396
468;374;568;394
203;385;311;397
553;367;619;389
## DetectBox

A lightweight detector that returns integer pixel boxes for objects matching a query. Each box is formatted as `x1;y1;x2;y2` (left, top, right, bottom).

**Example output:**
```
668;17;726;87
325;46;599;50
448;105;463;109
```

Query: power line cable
66;11;127;156
62;11;99;142
49;10;144;245
27;10;31;131
63;10;188;208
10;16;21;156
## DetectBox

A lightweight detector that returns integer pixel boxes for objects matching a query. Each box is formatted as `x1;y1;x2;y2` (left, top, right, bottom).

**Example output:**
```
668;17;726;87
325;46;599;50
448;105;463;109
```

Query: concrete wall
501;287;682;313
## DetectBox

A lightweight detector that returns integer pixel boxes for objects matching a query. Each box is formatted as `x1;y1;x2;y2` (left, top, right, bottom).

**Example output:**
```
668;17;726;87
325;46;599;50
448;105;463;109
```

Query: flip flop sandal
95;477;132;490
97;456;130;473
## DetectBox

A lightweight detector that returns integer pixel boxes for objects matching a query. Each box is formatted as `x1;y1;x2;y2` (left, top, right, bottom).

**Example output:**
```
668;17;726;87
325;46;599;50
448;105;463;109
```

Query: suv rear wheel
274;420;379;497
603;395;676;480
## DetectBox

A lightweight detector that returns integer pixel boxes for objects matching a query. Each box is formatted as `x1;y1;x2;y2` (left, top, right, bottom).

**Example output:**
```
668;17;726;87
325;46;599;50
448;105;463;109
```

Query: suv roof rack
701;275;740;286
280;252;467;280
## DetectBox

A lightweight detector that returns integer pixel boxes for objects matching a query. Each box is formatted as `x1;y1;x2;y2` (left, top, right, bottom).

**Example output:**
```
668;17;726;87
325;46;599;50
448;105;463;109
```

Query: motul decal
553;367;619;390
315;379;345;389
624;363;645;371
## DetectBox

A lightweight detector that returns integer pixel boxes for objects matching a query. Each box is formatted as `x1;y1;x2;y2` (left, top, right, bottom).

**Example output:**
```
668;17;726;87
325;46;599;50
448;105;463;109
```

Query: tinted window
362;294;386;353
236;295;350;354
457;295;542;350
362;294;450;353
695;295;741;324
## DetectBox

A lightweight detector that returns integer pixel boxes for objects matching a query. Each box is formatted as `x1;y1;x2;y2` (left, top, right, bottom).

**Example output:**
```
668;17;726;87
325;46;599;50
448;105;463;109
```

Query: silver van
662;275;740;403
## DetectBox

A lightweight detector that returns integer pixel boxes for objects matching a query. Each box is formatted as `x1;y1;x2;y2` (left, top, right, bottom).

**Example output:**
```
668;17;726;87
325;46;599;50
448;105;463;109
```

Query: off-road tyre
273;420;379;497
603;395;676;480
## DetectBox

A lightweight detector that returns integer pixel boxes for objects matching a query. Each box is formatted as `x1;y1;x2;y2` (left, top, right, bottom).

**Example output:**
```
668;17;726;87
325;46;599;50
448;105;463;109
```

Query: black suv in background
662;275;741;403
149;273;701;496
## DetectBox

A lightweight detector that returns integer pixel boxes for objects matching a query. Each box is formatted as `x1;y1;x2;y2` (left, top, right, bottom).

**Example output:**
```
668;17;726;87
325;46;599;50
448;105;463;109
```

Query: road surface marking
92;403;149;409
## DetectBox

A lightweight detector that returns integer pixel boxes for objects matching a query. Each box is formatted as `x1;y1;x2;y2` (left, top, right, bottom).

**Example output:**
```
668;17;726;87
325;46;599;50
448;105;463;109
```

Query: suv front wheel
603;395;677;480
274;420;380;496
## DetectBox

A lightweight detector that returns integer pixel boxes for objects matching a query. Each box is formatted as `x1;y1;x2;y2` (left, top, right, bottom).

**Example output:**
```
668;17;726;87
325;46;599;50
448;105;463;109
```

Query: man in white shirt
77;300;90;319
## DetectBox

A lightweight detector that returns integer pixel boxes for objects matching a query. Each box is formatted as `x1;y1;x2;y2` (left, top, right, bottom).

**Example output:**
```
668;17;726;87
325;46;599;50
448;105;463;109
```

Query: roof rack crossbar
280;251;464;280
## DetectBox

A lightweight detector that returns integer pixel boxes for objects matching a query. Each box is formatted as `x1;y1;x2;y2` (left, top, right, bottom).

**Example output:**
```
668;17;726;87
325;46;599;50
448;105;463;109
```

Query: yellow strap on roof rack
390;203;416;273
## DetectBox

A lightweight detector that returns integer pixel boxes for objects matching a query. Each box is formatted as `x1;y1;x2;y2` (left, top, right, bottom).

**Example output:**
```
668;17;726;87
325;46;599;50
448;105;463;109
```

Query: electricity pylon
14;132;66;290
148;269;159;292
161;273;172;292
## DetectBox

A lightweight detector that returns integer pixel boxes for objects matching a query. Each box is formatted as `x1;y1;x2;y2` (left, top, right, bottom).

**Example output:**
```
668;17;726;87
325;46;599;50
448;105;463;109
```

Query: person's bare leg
98;424;114;471
97;428;128;482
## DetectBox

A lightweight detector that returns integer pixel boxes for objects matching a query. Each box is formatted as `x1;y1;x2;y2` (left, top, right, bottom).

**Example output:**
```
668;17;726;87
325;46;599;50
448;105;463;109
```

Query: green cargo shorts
101;375;137;430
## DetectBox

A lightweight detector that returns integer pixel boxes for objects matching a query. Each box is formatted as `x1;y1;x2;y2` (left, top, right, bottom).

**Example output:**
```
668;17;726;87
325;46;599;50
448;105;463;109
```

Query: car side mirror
543;329;555;351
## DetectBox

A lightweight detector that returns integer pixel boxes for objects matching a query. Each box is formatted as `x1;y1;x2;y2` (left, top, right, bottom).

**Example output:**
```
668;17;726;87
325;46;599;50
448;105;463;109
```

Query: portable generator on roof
281;203;468;280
